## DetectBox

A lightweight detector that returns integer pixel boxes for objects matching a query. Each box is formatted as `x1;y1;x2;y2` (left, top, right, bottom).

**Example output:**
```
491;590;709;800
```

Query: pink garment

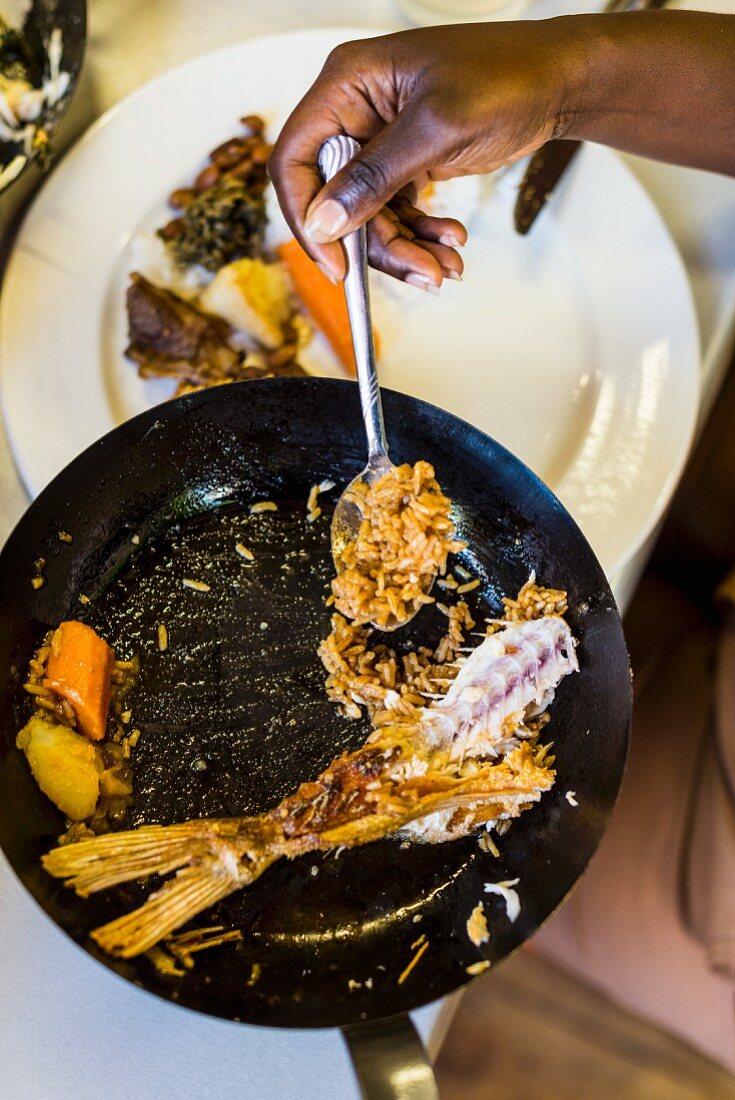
685;615;735;981
532;583;735;1073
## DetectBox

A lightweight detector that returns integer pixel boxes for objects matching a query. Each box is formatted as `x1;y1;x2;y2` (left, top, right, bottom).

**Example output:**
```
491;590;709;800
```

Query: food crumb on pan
78;593;90;605
146;944;186;977
250;501;278;514
478;832;500;857
397;939;430;985
31;576;45;589
131;534;141;546
260;621;268;631
467;902;490;946
310;865;318;877
484;879;521;922
412;914;423;924
182;578;211;592
157;623;168;651
58;531;72;544
128;728;141;748
247;962;261;986
163;927;242;972
121;710;132;724
347;976;374;992
466;960;491;976
566;790;578;806
457;578;481;595
437;573;459;591
306;479;335;523
235;542;254;561
411;933;427;950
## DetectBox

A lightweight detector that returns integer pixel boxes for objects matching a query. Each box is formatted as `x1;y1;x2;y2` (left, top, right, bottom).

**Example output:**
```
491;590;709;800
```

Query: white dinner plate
0;27;699;578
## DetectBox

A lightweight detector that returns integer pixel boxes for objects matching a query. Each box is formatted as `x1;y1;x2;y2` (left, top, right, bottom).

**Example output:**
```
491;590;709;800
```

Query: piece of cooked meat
125;272;241;386
125;273;308;395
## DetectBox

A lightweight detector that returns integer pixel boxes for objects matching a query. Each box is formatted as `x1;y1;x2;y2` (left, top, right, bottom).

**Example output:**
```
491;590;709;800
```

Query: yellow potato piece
199;258;292;349
17;714;101;821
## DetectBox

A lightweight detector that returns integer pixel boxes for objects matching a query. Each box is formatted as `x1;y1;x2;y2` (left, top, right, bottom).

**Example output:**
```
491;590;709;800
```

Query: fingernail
317;261;339;286
439;232;463;248
441;268;462;282
305;199;348;243
405;273;441;296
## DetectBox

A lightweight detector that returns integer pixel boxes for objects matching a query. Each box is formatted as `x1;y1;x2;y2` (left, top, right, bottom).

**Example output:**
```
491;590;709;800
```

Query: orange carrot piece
44;621;114;742
278;238;380;377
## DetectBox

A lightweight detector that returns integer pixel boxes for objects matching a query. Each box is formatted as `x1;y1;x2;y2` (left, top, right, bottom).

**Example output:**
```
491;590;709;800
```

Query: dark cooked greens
164;177;267;272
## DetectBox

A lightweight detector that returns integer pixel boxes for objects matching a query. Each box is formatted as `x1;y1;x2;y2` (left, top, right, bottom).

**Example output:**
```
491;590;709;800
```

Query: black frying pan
0;379;630;1097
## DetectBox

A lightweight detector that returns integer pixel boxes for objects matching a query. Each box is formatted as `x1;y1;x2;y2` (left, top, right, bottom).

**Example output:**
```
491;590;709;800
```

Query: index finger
268;62;389;281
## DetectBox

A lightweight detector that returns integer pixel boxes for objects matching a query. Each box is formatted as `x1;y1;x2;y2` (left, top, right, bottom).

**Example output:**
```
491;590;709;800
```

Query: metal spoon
317;134;433;630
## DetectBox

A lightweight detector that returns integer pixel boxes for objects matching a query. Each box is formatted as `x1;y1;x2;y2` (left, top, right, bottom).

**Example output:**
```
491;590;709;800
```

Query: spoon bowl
330;453;394;573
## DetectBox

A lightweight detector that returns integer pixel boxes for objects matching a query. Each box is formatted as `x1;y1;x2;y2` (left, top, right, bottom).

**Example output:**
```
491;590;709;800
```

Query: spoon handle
317;135;389;466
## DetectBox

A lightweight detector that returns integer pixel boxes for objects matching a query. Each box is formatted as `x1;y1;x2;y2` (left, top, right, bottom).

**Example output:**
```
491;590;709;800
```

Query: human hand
268;20;582;288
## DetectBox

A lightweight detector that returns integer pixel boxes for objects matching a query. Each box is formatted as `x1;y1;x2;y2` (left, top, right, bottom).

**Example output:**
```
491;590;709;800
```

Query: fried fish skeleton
43;614;578;958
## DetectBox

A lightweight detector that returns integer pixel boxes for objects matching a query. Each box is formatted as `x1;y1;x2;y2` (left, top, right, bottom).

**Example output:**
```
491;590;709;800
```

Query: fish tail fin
43;818;279;958
42;821;216;896
91;863;238;958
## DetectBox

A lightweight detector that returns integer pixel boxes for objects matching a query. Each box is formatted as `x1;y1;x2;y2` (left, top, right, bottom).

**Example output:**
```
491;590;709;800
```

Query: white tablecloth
1;2;733;1097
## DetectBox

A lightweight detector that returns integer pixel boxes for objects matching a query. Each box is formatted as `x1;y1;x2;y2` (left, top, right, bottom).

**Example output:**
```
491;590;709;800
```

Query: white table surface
0;2;734;1098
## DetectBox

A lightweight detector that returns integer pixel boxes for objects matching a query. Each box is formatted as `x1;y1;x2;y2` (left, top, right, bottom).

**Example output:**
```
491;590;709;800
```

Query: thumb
303;108;435;243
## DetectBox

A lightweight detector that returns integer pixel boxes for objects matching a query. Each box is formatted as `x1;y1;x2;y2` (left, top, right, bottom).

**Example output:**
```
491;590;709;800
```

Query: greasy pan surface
0;379;630;1027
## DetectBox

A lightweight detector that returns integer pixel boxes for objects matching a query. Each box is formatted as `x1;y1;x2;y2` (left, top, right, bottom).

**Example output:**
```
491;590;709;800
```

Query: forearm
559;11;735;175
270;11;735;284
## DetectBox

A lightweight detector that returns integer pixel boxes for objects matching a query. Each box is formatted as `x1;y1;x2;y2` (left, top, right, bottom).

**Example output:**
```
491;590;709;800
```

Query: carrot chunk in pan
44;621;113;741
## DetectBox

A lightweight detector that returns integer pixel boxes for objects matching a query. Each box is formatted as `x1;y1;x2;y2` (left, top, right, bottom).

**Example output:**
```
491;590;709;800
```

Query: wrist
542;15;622;141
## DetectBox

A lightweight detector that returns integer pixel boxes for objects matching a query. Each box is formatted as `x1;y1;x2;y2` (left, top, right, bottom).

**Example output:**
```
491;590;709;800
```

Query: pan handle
341;1013;440;1100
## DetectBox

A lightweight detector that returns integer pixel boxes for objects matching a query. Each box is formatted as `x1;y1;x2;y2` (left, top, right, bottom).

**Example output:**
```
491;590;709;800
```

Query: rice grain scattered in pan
182;578;211;592
306;479;335;524
235;543;254;561
496;572;567;623
157;624;168;652
457;579;480;595
250;501;278;514
331;461;464;629
318;601;474;725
